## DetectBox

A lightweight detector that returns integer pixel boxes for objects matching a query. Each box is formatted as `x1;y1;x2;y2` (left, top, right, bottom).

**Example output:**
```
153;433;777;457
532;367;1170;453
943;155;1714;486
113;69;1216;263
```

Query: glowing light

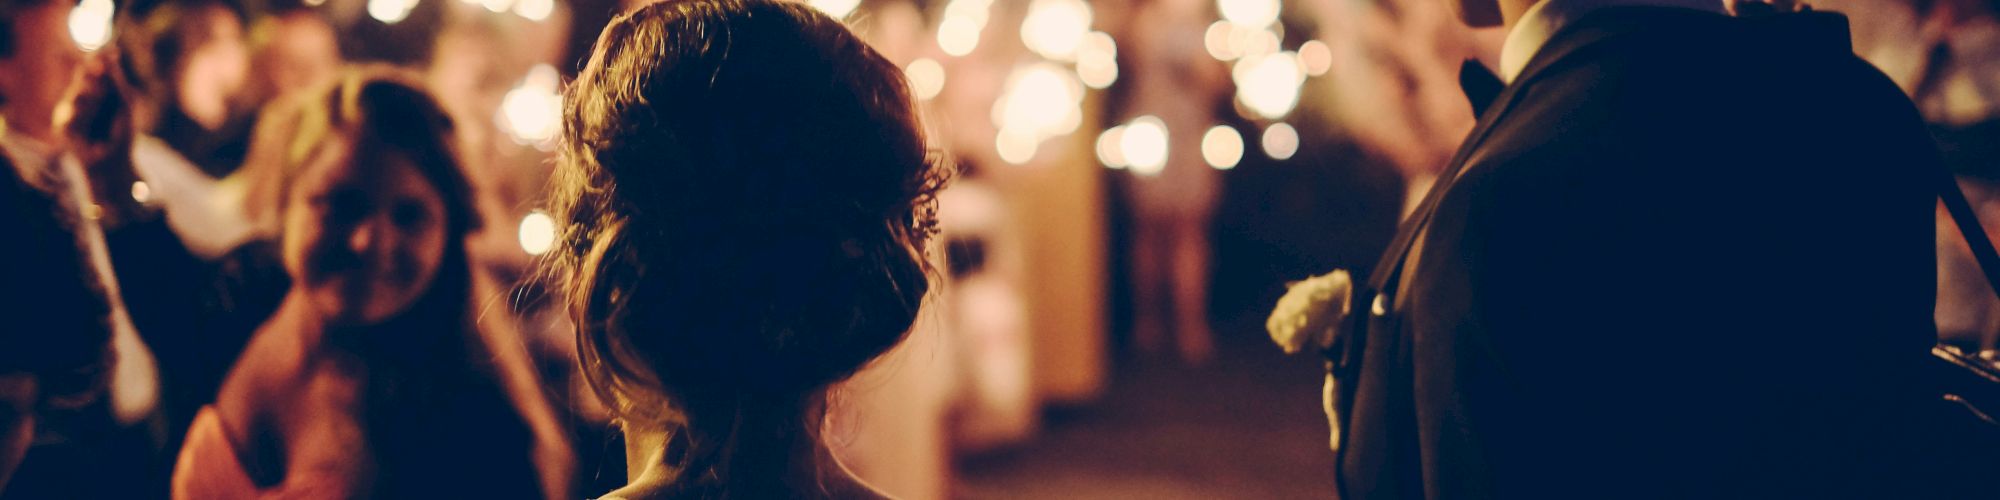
1096;125;1127;168
514;0;554;21
1234;51;1304;119
499;65;563;148
991;63;1083;137
939;17;982;56
1202;125;1244;170
367;0;420;23
938;0;994;57
1020;0;1093;61
68;0;114;52
1204;21;1238;61
996;127;1040;165
989;63;1084;166
130;182;151;203
305;0;326;5
906;58;946;100
1120;116;1168;176
1262;122;1299;160
1241;28;1280;59
1075;31;1118;89
480;0;513;13
810;0;861;19
518;211;555;255
1218;0;1280;29
1298;40;1332;76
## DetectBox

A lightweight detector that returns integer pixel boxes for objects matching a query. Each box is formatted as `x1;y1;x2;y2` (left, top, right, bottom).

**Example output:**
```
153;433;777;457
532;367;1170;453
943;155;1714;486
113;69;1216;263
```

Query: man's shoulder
1533;9;1882;94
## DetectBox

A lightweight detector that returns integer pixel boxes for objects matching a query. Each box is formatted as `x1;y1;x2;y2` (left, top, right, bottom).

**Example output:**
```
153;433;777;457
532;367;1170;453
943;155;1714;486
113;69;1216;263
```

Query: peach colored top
171;406;349;500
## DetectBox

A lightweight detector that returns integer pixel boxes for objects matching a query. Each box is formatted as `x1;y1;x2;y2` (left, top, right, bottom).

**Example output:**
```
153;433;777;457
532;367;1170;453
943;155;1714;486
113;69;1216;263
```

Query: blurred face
0;0;88;140
281;140;449;326
257;13;339;96
176;7;249;130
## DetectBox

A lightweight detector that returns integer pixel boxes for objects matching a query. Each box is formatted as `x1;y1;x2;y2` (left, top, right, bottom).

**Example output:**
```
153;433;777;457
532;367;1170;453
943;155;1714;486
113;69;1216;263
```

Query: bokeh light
1202;125;1244;170
1218;0;1280;29
996;127;1041;165
367;0;419;24
1096;125;1128;169
906;58;946;100
499;65;563;148
1076;31;1118;89
938;0;993;57
1298;39;1332;76
1204;21;1236;61
1121;116;1168;176
513;0;554;21
1020;0;1093;62
1233;51;1304;119
991;63;1084;140
518;211;555;255
1261;122;1299;160
68;0;114;52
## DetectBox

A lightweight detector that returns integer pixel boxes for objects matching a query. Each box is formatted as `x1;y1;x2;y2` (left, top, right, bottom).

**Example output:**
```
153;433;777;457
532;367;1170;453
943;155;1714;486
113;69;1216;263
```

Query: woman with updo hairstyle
548;0;947;497
173;69;573;499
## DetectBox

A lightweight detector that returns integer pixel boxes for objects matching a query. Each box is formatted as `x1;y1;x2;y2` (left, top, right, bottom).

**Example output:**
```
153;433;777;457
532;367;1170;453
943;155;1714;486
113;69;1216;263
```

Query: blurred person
0;0;158;436
1322;0;1955;497
77;0;283;457
172;70;572;499
1311;0;1493;209
548;0;947;496
0;140;114;496
0;2;121;492
108;0;258;259
0;0;168;496
120;0;252;177
244;4;339;106
1120;0;1231;363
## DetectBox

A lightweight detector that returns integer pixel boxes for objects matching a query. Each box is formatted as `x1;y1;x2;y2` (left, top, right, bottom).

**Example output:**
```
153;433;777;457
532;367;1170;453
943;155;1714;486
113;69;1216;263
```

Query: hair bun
551;0;949;430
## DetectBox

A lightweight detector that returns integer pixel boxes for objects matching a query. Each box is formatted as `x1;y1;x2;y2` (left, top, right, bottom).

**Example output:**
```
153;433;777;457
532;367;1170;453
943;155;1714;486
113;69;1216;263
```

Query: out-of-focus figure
173;71;571;499
121;0;252;177
1309;0;1492;209
548;0;947;496
0;0;166;496
117;0;258;256
1117;0;1229;363
0;1;125;493
98;0;290;464
245;4;340;105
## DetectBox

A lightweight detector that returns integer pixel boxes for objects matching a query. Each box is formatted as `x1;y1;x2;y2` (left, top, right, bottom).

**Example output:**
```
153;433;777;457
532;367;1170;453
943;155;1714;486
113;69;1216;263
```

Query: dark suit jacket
1334;8;1944;498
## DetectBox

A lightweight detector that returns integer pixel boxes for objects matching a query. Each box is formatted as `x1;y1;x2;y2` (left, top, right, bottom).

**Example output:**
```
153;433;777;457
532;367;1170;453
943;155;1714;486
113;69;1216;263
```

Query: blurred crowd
0;0;1993;497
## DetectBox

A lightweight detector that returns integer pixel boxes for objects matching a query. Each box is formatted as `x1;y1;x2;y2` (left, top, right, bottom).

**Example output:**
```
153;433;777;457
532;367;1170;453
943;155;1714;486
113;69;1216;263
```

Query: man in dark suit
1328;0;1949;497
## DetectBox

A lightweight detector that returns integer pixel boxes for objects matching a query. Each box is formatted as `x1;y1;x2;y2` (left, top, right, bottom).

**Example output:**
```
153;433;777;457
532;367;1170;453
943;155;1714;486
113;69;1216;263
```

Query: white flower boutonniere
1265;269;1354;355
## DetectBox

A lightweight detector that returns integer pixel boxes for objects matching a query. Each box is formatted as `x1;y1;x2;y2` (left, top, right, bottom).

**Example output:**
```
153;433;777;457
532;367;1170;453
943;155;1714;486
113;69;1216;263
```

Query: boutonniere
1266;269;1353;355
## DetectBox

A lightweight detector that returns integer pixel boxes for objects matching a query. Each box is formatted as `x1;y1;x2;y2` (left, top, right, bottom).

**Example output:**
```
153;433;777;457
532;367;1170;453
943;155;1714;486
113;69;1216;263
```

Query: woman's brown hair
548;0;947;492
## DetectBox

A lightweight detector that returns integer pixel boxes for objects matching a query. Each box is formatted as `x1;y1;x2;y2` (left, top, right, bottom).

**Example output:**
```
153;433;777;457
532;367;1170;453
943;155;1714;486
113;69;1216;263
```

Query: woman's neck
611;406;881;499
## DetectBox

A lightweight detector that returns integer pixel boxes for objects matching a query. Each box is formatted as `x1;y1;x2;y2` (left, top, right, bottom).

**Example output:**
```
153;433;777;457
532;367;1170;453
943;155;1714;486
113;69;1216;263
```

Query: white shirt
131;134;256;259
0;131;160;426
1497;0;1728;83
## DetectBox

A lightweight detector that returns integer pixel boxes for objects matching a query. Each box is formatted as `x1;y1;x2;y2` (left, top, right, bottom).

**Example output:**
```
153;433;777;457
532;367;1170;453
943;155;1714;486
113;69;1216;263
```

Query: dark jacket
1335;8;1943;498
